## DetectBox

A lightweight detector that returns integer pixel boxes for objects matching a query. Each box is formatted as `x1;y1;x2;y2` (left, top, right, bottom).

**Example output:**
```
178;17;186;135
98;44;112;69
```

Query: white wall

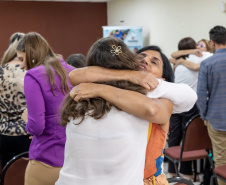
107;0;226;57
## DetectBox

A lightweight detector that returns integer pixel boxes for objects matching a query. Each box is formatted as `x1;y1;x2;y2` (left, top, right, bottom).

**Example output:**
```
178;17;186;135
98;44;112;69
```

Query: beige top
0;62;27;136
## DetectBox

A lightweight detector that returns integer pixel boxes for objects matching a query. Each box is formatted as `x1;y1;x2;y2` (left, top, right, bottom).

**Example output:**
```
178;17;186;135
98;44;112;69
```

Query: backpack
201;153;215;185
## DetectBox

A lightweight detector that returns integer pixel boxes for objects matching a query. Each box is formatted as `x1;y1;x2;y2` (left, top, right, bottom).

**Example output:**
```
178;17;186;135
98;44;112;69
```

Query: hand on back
70;83;101;102
129;71;159;91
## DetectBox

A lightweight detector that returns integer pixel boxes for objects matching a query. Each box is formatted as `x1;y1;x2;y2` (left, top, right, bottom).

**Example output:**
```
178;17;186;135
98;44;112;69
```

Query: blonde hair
198;39;213;53
1;32;25;65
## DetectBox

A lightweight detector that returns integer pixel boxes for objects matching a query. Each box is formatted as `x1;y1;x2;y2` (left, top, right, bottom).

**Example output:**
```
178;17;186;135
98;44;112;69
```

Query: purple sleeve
24;74;46;136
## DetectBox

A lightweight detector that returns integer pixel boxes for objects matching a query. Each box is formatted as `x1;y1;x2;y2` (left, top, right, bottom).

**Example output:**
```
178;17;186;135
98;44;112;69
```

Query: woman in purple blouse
17;32;74;185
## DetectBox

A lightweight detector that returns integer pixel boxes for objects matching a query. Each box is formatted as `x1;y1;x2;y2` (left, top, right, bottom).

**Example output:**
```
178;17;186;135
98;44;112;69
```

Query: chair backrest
181;115;212;152
1;151;29;185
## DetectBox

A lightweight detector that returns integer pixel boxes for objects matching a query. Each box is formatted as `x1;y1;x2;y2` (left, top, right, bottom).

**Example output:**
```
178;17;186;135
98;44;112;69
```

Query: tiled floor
163;140;202;185
163;162;201;185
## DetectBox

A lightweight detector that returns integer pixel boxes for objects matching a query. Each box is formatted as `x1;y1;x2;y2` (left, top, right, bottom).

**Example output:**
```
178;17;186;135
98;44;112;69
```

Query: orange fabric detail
144;123;167;179
147;122;152;143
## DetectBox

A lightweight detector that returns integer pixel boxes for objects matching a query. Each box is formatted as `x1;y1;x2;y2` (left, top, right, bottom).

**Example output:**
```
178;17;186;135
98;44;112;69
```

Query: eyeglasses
197;43;206;48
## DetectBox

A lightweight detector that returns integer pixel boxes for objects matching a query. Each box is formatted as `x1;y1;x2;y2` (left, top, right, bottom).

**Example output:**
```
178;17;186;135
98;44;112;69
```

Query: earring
32;59;35;63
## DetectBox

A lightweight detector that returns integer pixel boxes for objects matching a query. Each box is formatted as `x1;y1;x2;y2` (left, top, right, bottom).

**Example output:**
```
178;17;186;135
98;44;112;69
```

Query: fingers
173;63;179;71
74;94;81;102
144;78;159;91
173;65;177;72
20;63;25;69
143;83;151;90
70;86;79;99
70;85;82;102
70;91;81;102
196;50;203;57
70;90;77;99
149;81;159;91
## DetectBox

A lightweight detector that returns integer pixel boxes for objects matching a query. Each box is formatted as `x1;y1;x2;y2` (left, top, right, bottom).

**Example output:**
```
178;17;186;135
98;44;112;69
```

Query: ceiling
15;0;113;2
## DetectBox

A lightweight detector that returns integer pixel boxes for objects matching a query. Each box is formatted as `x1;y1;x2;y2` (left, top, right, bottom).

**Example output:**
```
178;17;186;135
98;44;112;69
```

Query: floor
163;162;201;185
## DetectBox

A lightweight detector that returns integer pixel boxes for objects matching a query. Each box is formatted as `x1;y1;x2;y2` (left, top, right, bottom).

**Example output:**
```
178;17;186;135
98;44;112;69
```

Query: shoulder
25;65;46;81
200;52;213;63
1;63;26;76
26;65;45;74
11;63;27;74
187;54;203;63
202;52;213;58
201;54;215;65
187;54;199;60
60;58;75;72
187;54;197;59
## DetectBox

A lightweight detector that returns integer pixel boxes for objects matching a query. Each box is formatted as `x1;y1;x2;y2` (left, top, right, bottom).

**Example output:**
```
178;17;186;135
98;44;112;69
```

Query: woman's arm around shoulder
171;49;201;58
69;66;159;90
179;58;200;71
71;83;173;124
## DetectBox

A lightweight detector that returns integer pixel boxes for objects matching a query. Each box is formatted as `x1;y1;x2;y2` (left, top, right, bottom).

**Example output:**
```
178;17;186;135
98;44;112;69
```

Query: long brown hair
60;37;147;126
16;32;70;95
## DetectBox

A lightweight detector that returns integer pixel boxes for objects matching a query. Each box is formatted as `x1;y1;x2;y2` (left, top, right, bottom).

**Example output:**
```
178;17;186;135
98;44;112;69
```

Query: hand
173;59;181;71
21;109;28;123
169;58;176;65
173;64;178;71
20;63;26;69
176;58;184;64
173;57;185;71
70;83;101;102
193;49;203;57
129;71;159;91
204;120;208;126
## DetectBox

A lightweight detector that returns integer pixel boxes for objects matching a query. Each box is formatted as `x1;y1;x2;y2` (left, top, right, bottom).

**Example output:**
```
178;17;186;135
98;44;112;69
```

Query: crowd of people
0;25;225;185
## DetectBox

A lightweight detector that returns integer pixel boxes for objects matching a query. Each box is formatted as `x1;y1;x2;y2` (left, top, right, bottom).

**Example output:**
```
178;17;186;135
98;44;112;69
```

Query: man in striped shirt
197;25;226;185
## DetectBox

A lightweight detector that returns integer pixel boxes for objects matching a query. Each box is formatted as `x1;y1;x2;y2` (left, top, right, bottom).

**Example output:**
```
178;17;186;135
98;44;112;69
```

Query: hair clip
110;45;122;55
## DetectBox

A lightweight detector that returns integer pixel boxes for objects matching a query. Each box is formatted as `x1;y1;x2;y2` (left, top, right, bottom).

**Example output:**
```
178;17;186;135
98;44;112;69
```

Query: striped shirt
197;48;226;131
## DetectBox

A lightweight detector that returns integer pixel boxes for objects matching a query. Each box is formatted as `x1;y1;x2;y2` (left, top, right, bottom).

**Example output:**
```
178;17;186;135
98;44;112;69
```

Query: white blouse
148;79;197;114
56;107;149;185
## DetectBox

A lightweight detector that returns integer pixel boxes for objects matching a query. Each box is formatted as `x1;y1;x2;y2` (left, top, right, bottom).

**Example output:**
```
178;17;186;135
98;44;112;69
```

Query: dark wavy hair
137;46;174;83
60;37;147;126
209;25;226;45
66;54;86;68
177;37;196;59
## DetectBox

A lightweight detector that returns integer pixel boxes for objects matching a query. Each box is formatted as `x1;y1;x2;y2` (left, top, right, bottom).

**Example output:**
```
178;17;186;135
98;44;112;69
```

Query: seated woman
57;38;197;185
170;38;213;71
